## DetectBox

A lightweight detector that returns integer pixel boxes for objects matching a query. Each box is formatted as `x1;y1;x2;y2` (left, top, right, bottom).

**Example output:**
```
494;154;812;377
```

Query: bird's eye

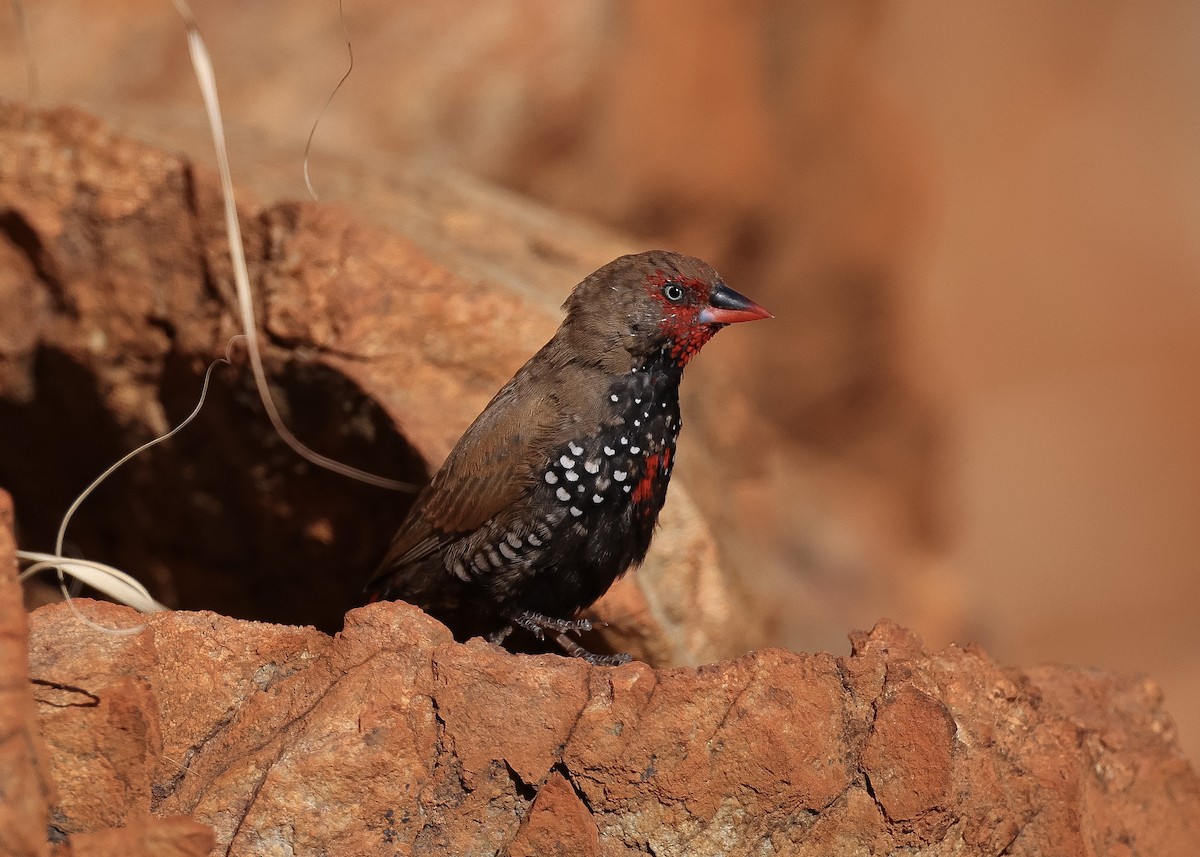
662;282;686;303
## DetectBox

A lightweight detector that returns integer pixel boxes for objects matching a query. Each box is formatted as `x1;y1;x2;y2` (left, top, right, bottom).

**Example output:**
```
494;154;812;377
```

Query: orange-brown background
3;1;1197;760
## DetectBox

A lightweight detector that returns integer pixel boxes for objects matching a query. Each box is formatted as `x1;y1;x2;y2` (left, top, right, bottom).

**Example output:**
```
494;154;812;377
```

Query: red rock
504;771;599;857
53;816;214;857
0;488;55;857
16;601;1200;855
0;493;218;856
861;685;955;829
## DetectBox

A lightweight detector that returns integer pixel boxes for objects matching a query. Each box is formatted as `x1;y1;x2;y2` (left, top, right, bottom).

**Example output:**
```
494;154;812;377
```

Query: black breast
450;364;683;621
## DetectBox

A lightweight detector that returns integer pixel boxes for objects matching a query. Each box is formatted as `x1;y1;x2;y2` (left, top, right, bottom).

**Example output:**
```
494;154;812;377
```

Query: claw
488;625;514;646
553;632;633;667
504;611;631;665
510;611;593;637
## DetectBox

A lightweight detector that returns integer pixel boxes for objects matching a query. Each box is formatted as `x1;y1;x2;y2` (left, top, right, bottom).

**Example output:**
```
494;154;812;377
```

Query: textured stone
54;816;214;857
1;492;220;856
18;602;1200;856
0;488;54;857
504;771;599;857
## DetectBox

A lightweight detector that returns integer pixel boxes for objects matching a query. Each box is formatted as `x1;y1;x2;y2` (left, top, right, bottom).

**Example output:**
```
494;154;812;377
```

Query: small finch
367;251;771;663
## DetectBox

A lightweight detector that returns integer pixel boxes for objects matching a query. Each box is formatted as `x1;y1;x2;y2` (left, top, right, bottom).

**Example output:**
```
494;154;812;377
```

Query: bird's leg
508;610;594;640
553;632;633;667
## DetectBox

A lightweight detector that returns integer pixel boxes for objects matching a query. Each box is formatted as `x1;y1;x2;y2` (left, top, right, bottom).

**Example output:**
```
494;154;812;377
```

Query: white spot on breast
527;533;543;547
584;459;600;474
556;487;571;502
603;446;615;456
610;394;619;402
623;484;631;493
569;442;584;456
560;455;575;468
635;398;642;404
620;437;628;445
634;419;641;427
614;470;627;482
592;493;603;503
565;470;579;482
630;446;641;454
544;471;558;485
570;506;583;517
498;542;518;560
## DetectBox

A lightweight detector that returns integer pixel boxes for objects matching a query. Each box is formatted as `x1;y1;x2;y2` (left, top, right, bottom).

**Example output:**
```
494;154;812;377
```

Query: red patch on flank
632;453;661;507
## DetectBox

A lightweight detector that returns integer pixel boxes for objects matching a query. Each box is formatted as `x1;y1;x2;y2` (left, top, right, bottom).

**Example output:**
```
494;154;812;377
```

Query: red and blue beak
698;283;773;325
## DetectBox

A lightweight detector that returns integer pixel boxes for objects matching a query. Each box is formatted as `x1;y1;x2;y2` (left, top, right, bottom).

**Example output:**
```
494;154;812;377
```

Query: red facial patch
645;271;714;368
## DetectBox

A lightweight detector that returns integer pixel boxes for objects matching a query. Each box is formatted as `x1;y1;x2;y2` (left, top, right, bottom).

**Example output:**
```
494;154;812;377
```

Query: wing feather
368;372;565;585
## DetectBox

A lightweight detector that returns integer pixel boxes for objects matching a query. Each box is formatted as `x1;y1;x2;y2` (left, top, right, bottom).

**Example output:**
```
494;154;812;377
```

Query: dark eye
662;281;686;303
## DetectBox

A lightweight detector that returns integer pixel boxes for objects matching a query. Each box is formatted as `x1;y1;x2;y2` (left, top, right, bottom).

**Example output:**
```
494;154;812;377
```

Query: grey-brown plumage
367;250;771;663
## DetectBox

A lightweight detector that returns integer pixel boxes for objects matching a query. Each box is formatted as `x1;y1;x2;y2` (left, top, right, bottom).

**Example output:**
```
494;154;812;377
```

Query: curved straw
52;339;235;560
172;0;414;492
17;342;235;633
303;0;354;202
17;553;163;636
20;5;418;634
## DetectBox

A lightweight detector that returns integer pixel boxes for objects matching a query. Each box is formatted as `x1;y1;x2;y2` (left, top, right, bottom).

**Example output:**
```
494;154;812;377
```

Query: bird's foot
509;611;594;640
505;611;631;665
553;632;633;667
487;625;514;645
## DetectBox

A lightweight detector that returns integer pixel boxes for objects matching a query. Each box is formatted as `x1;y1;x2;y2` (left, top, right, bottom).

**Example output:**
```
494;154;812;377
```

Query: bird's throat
637;326;719;376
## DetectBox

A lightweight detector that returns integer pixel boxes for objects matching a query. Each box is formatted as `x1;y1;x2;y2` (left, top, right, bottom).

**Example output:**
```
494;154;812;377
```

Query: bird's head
561;250;772;371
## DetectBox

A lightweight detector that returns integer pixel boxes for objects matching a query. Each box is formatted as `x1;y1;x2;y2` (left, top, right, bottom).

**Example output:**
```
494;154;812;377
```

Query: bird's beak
698;283;774;325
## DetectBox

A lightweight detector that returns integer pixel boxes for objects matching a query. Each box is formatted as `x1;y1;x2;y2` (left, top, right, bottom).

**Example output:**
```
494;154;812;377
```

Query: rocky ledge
2;511;1197;854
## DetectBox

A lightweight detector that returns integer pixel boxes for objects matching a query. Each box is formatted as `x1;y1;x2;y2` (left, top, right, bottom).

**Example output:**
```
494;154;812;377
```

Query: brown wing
367;369;567;583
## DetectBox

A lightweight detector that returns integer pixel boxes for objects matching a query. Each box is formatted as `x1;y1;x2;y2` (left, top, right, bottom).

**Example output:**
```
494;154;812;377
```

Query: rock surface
0;490;217;857
15;596;1200;856
5;477;1200;853
53;816;215;857
0;488;54;857
0;101;757;664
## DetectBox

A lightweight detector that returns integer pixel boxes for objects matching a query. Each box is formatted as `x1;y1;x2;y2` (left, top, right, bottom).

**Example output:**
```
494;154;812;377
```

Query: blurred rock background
1;1;1197;760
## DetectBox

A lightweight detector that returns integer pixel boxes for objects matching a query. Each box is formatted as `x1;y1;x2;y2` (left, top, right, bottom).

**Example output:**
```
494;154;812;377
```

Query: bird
366;250;771;664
